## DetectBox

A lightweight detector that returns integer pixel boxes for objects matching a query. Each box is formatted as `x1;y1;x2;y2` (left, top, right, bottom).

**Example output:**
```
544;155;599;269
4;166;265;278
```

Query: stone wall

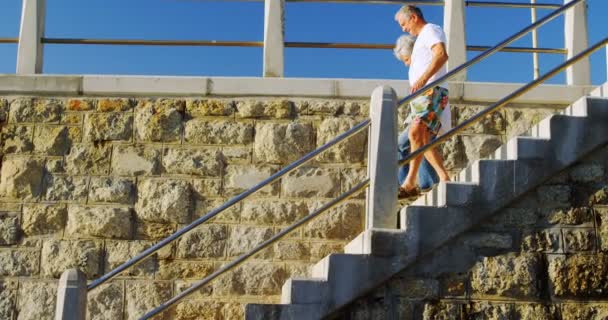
335;143;608;319
0;95;565;319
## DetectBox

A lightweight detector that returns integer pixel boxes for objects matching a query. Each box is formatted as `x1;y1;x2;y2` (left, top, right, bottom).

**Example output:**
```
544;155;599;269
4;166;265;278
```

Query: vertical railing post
263;0;285;77
55;269;87;320
366;86;398;229
16;0;46;74
443;0;467;82
564;0;590;85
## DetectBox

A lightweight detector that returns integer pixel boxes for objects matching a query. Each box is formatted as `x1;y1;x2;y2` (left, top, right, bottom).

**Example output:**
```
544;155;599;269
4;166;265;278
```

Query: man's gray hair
394;5;425;21
393;34;416;60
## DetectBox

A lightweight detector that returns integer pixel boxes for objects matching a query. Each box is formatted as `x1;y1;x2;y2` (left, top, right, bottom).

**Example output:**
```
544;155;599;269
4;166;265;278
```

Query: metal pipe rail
203;0;562;9
399;37;608;167
0;38;18;44
140;179;371;320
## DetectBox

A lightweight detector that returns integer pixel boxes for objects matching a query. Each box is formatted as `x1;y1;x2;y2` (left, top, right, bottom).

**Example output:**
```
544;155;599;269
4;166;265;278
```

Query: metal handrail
399;37;608;167
199;0;562;9
88;0;583;292
0;38;18;44
140;179;370;320
87;118;371;291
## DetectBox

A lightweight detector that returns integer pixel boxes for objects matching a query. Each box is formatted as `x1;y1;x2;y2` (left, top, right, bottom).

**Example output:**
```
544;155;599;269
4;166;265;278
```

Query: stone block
440;135;468;171
236;99;294;119
311;242;344;260
512;304;558;320
465;302;512;320
173;281;213;300
316;118;367;163
0;213;19;245
213;262;288;296
274;241;311;261
65;205;132;239
489;208;538;229
221;146;251;164
253;122;314;164
0;157;44;200
0;98;8;122
134;99;183;142
0;250;39;276
226;225;274;258
241;200;308;226
33;125;70;155
303;201;363;240
548;253;608;298
125;282;172;320
41;240;102;278
520;229;561;253
105;241;156;278
537;185;572;208
67;98;95;111
191;179;222;198
9;98;63;123
44;175;89;201
135;222;175;240
423;301;462;320
303;100;343;116
162;148;223;177
193;198;240;223
462;134;503;164
22;204;67;236
16;281;56;320
563;229;595;252
112;145;161;176
176;225;228;259
175;301;225;320
157;260;216;280
1;125;33;154
389;278;439;299
84;112;133;142
223;165;279;197
88;177;135;204
61;113;83;125
86;282;124;320
184;119;253;145
135;179;191;224
569;163;604;183
561;304;608;320
505;107;555;137
66;144;111;175
45;158;64;173
539;206;593;226
186;99;234;117
453;105;505;134
97;98;133;112
463;232;513;250
0;280;17;320
282;167;340;198
598;208;608;251
471;253;541;298
340;167;367;199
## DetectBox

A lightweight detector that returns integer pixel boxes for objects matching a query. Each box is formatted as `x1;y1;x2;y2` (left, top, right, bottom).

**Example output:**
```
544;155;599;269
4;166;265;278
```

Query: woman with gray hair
394;34;439;196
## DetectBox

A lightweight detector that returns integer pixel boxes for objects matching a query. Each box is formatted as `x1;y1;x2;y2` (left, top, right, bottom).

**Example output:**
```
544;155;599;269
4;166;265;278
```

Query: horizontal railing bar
191;0;561;8
287;0;444;5
399;37;607;167
466;1;561;9
396;0;582;109
0;38;18;44
87;118;371;291
40;38;566;54
140;178;370;320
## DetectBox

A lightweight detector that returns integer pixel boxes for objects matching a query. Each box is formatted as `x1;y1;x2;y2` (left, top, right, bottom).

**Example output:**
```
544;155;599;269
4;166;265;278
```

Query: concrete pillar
366;86;398;229
564;0;590;85
443;0;467;82
263;0;285;77
55;269;87;320
16;0;46;74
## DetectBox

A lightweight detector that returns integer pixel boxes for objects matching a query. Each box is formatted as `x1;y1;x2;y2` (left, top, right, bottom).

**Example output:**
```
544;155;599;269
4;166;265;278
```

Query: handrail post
263;0;285;77
366;86;398;229
444;0;467;83
16;0;45;74
55;269;87;320
564;0;590;85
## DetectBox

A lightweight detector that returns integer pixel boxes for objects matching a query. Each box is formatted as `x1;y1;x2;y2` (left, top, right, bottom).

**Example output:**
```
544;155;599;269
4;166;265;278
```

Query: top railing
3;0;591;85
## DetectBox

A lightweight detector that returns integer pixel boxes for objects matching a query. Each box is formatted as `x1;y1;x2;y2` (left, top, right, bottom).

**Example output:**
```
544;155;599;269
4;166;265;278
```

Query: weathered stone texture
9;98;63;123
241;200;308;225
521;230;561;253
540;207;593;226
135;179;191;223
389;278;439;299
66;144;111;175
561;304;608;320
184;119;253;145
274;241;311;261
162;148;224;177
453;105;505;135
282;167;341;198
44;175;89;201
112;145;161;176
505;107;556;137
135;99;183;142
89;177;134;204
221;146;251;164
461;134;503;164
105;241;156;277
0;280;16;320
0;250;39;276
0;98;8;122
227;225;274;258
537;185;572;208
253;122;314;164
548;254;608;298
213;263;288;296
1;125;33;154
465;302;512;320
157;260;215;280
194;198;241;223
177;225;227;259
17;281;56;320
422;302;462;320
186;99;234;117
303;202;363;240
85;112;133;141
316;118;367;163
125;282;172;320
22;204;67;236
67;98;95;111
66;206;132;239
33;125;70;155
598;208;608;251
175;301;225;320
0;214;19;245
41;240;101;278
236;99;293;119
223;165;279;197
86;282;124;320
563;229;595;252
0;157;44;199
97;98;133;112
471;253;541;298
569;163;604;182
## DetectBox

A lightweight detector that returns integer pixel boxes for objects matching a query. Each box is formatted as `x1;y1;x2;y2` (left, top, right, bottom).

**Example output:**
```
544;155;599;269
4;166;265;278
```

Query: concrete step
344;228;413;257
245;303;321;320
492;136;551;160
281;278;328;305
411;182;478;207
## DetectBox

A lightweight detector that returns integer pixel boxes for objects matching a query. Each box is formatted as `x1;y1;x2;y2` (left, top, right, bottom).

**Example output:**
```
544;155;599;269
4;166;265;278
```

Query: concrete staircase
245;87;608;320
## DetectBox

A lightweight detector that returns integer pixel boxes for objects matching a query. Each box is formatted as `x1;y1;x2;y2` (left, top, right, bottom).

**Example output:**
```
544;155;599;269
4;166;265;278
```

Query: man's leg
421;128;450;182
402;119;426;190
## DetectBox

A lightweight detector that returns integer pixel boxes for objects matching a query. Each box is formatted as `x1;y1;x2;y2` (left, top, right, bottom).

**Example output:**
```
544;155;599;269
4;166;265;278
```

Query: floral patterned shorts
407;86;449;134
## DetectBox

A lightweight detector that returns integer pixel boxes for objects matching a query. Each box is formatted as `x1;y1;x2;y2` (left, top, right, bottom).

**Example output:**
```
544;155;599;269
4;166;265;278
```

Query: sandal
398;186;421;199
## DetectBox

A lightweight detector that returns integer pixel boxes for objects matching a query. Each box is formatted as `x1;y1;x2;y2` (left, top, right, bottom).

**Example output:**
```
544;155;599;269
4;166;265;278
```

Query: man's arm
410;42;449;93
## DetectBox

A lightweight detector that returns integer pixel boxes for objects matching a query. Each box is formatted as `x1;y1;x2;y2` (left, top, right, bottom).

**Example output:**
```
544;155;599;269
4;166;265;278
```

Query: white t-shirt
407;23;452;135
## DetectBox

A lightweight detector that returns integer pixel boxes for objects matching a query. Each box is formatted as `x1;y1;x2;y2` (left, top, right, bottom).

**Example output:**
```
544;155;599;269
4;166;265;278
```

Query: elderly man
394;5;451;199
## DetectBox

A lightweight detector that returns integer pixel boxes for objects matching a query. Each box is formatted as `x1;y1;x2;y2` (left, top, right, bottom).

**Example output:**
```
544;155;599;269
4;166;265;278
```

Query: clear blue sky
0;0;606;85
